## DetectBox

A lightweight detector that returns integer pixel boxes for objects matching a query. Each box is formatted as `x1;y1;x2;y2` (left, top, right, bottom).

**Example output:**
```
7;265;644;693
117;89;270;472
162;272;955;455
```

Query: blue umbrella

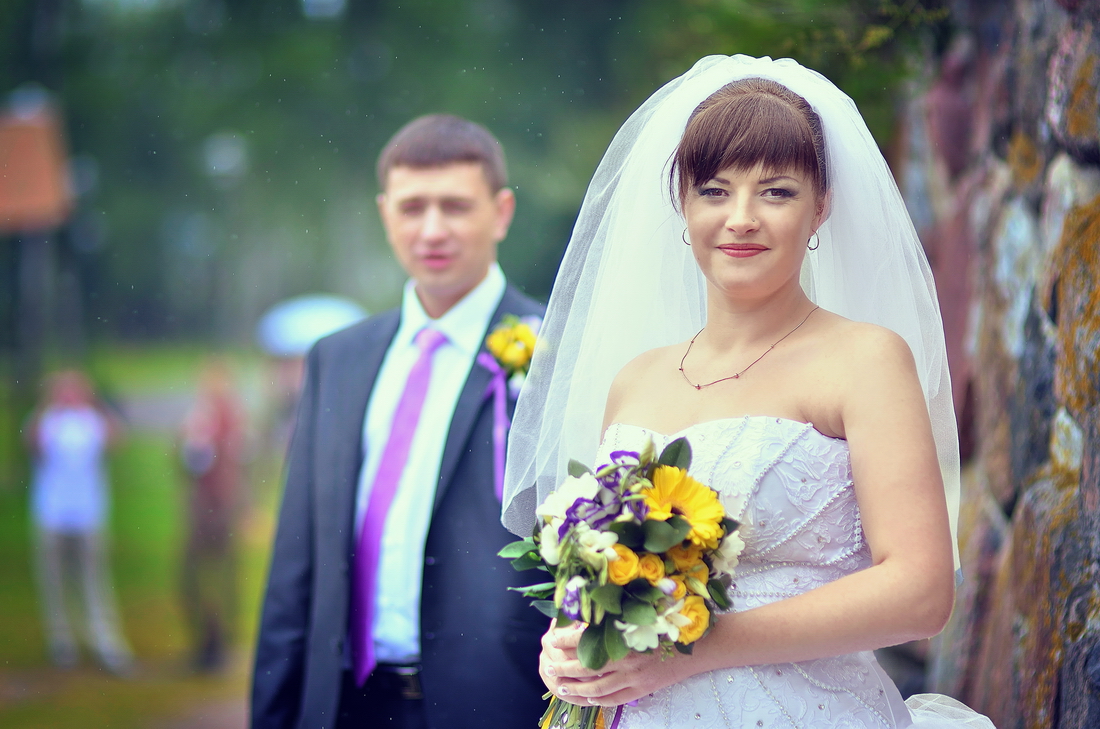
257;294;368;357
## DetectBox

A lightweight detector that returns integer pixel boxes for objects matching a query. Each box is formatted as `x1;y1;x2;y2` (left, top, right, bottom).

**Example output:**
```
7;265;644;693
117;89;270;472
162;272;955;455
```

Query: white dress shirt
354;263;505;665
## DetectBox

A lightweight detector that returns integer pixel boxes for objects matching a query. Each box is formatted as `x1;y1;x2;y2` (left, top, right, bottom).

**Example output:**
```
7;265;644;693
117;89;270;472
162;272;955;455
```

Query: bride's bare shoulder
612;344;683;387
604;344;684;416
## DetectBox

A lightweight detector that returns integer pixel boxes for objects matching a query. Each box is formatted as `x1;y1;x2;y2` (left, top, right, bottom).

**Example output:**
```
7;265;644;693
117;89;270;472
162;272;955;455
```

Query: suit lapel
432;287;525;512
330;311;401;541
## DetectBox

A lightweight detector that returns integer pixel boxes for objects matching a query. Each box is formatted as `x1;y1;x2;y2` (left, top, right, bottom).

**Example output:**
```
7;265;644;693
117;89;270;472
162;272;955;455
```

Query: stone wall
902;1;1100;726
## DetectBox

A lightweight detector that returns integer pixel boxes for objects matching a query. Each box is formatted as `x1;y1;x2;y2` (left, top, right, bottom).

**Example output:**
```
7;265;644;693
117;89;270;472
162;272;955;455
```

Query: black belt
372;663;423;700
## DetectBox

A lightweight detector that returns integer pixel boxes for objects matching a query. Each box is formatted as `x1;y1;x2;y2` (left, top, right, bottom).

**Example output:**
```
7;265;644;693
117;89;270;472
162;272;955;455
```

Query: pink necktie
352;327;447;685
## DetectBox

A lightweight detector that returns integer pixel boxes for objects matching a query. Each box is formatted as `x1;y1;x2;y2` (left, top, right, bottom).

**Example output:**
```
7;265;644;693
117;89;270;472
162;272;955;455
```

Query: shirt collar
396;263;506;357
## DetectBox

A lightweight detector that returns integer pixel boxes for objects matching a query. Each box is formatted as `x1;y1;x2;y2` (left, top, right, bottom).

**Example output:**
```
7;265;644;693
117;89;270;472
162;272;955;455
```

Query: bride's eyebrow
758;174;799;184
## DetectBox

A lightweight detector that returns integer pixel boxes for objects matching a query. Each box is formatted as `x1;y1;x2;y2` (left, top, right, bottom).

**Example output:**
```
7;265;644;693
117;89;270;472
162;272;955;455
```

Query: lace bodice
598;417;870;613
594;417;913;729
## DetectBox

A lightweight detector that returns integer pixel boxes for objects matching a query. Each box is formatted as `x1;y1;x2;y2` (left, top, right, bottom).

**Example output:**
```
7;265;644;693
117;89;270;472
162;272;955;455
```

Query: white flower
574;523;619;568
710;531;746;576
539;522;562;566
659;599;692;642
519;315;543;336
656;578;677;596
614;620;660;652
536;473;600;523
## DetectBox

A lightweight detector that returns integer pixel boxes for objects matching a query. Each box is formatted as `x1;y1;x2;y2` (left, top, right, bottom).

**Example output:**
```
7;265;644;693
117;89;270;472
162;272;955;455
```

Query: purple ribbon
609;705;625;729
477;351;510;502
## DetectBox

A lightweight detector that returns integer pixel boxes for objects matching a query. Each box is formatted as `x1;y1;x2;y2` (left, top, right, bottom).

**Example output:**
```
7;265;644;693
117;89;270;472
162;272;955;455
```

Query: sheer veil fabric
501;55;961;573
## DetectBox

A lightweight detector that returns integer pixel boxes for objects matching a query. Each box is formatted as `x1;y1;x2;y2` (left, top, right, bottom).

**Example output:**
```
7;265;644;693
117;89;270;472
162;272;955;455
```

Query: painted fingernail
558;685;569;696
588;698;599;705
545;665;556;677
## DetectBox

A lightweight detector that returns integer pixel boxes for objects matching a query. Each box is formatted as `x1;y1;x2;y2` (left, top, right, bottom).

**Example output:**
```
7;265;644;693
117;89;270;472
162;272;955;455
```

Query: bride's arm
542;326;956;707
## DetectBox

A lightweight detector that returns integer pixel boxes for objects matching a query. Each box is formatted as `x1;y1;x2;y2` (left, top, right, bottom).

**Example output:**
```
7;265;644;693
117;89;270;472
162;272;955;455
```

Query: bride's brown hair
670;77;827;208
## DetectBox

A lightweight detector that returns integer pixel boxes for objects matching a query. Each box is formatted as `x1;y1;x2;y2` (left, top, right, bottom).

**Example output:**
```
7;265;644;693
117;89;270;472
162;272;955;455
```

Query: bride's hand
540;623;691;707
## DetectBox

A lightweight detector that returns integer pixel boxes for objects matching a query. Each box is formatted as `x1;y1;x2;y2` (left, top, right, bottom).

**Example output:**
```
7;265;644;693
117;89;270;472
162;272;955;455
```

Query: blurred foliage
0;0;948;351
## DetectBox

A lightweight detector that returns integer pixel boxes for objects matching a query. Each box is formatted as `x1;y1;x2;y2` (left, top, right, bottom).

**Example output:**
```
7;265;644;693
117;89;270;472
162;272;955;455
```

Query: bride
501;56;995;728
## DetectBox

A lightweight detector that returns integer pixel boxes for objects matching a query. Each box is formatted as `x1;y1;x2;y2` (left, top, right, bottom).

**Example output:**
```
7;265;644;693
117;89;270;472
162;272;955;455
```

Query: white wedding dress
595;416;994;729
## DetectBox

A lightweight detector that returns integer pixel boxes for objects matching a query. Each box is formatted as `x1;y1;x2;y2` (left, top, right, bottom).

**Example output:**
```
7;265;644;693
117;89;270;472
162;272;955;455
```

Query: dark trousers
335;667;429;729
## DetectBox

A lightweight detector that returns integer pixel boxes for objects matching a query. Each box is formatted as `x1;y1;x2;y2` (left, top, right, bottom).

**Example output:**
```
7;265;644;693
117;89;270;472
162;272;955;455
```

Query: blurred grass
0;346;281;728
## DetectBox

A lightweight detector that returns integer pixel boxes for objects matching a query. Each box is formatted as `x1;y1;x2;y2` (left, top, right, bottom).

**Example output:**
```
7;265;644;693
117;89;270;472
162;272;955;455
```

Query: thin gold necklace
679;306;820;390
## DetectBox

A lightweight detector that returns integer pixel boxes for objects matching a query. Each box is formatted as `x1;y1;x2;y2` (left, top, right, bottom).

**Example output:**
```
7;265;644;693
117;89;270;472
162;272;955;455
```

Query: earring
807;232;820;251
682;229;691;246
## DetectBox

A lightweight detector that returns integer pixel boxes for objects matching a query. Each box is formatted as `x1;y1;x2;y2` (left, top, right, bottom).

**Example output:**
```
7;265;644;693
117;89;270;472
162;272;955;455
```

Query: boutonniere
478;313;542;502
485;314;541;397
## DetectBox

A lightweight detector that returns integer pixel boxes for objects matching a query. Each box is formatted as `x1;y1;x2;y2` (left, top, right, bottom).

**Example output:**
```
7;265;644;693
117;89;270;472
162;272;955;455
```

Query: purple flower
562;575;586;620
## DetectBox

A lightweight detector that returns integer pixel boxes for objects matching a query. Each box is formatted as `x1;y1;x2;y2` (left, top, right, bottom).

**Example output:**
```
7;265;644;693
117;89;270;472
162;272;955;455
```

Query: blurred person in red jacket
179;359;247;672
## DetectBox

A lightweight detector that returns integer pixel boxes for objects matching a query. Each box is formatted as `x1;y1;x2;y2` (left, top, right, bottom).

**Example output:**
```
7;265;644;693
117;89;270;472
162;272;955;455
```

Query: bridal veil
501;54;961;571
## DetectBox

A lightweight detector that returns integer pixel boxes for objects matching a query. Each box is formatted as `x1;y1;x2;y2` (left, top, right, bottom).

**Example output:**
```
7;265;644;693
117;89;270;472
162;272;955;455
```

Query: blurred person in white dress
26;369;133;674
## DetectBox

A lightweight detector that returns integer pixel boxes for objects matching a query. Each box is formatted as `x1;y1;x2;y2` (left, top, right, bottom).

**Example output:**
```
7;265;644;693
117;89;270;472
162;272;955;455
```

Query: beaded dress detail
596;417;994;729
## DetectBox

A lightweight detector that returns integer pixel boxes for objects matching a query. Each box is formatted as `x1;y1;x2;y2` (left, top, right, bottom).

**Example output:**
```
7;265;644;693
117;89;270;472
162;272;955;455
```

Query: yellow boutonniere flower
485;314;540;380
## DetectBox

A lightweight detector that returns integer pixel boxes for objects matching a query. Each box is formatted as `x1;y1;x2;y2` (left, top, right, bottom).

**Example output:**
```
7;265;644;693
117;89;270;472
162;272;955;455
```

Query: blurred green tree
0;0;946;353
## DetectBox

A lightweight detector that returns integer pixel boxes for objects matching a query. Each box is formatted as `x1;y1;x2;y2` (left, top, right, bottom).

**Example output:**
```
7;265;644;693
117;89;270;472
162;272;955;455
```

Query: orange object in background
0;102;71;233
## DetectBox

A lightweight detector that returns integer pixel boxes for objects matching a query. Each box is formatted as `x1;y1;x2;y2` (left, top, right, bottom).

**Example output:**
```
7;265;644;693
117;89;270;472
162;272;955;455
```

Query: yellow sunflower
643;465;725;548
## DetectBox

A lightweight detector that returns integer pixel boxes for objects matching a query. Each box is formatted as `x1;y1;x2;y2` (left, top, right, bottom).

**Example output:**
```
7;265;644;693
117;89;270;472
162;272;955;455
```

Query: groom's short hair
376;114;508;192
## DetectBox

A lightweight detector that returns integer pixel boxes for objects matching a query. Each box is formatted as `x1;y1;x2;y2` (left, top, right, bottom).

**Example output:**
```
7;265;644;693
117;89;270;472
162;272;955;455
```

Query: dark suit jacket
252;284;548;729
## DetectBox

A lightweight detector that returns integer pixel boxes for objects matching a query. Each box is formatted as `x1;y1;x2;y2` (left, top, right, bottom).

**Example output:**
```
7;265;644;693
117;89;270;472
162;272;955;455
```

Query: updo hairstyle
671;77;827;208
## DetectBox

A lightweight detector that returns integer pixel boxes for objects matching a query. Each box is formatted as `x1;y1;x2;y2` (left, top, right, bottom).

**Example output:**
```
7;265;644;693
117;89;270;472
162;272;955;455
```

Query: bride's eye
763;187;795;199
698;186;726;198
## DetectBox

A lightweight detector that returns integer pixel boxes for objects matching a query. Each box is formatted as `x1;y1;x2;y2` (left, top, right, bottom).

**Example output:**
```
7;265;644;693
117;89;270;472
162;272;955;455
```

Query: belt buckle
392;666;423;700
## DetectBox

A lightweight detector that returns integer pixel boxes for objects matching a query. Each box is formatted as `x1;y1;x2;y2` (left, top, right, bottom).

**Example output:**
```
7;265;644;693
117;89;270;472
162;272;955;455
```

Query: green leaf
608;521;644;549
510;552;544;572
604;622;629;662
721;517;740;534
666;514;692;541
590;583;623;614
674;641;694;655
498;539;537;559
568;459;593;478
624;579;664;602
658;437;692;470
622;598;657;626
577;623;610;671
555;613;574;628
532;600;559;619
707;579;732;611
509;581;556;598
642;518;688;553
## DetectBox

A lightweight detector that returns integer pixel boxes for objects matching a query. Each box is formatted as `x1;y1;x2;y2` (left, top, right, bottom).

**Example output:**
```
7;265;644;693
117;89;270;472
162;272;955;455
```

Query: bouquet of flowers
500;437;744;729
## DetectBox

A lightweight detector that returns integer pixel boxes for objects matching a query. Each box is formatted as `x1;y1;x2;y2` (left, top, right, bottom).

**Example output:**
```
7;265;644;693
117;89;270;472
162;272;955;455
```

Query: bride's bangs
671;79;826;206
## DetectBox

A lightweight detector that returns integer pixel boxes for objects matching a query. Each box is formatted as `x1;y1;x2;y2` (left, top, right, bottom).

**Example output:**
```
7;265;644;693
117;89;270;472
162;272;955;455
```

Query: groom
251;115;547;729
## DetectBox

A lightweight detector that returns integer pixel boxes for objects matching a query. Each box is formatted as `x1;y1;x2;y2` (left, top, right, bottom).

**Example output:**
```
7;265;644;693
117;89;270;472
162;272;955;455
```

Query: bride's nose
725;199;759;235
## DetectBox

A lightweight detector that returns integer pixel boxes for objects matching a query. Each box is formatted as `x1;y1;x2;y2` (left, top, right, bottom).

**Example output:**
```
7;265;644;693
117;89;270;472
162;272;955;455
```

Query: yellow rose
668;575;688;600
608;543;641;585
486;329;511;358
515;323;537;349
501;340;530;369
676;595;710;644
638;553;665;584
666;542;704;572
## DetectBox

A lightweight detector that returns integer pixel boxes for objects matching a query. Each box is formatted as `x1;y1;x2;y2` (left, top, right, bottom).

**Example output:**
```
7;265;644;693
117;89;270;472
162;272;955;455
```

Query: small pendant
694;384;701;390
733;373;740;379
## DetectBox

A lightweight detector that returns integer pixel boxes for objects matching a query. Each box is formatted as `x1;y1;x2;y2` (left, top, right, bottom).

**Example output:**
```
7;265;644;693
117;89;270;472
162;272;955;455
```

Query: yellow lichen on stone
1066;54;1099;141
1007;130;1043;188
1010;478;1077;729
1050;193;1100;420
